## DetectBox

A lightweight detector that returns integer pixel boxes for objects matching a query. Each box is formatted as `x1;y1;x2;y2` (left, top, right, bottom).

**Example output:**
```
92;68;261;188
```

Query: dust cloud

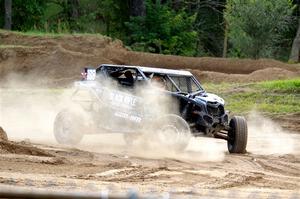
247;111;296;155
1;73;297;162
128;136;226;162
74;78;227;162
0;72;227;162
0;73;73;143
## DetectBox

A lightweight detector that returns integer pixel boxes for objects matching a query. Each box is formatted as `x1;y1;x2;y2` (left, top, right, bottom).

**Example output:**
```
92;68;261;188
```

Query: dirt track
0;89;300;197
0;133;299;197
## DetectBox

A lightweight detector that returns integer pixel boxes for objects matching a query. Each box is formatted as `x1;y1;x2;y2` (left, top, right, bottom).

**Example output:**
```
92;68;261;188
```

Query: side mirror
81;67;96;81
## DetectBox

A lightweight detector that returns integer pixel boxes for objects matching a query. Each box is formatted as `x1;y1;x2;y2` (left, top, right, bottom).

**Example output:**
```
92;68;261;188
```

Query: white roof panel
138;66;192;76
100;64;192;76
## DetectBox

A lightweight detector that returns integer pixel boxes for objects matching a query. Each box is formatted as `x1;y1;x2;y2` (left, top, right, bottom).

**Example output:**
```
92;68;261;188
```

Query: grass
0;29;108;39
257;78;300;93
203;78;300;115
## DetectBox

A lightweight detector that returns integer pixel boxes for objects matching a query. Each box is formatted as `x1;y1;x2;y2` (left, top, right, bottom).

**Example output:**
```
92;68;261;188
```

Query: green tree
193;0;226;56
129;0;145;17
95;0;129;37
0;0;3;27
225;0;295;59
126;0;198;56
4;0;12;30
12;0;47;30
44;0;81;33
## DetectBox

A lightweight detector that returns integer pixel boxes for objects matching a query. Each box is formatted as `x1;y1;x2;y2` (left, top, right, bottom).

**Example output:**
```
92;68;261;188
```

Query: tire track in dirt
0;140;299;194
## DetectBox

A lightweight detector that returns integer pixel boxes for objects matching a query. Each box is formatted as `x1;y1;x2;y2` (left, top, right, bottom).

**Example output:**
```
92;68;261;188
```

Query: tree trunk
4;0;12;30
223;20;228;58
67;0;80;19
106;19;110;36
71;0;80;18
65;0;80;32
130;0;145;17
289;19;300;63
172;0;182;10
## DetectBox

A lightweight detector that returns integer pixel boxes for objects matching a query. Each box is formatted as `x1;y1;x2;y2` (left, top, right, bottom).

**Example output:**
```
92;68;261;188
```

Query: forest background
2;0;300;62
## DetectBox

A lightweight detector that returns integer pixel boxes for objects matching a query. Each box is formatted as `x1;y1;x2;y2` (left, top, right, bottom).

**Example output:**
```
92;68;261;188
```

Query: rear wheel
54;109;85;145
227;116;248;153
123;133;140;146
155;114;191;151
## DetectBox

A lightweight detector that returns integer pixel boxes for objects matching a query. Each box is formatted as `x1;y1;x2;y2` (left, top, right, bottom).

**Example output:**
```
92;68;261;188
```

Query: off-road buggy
54;64;247;153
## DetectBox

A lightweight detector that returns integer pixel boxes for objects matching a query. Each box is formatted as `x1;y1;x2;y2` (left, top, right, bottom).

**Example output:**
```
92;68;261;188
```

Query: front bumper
194;111;228;129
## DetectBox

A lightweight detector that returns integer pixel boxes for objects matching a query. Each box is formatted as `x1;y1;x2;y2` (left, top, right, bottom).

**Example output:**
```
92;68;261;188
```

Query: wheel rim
56;116;72;142
151;115;191;150
158;124;182;145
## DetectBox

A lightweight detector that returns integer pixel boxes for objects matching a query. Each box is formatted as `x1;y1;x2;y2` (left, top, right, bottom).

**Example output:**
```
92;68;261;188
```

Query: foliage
224;0;295;59
94;0;129;38
11;0;46;31
38;0;129;37
194;0;226;56
0;0;3;27
126;0;198;56
0;0;299;60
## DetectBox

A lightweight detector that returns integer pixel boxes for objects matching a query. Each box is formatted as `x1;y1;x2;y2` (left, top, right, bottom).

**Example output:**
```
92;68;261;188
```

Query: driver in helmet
151;74;167;89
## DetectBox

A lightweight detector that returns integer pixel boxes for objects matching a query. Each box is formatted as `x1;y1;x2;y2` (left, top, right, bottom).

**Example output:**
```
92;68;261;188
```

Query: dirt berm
0;127;8;141
0;30;299;86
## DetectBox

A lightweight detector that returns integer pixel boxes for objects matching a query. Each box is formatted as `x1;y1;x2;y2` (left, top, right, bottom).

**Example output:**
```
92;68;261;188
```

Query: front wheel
227;116;248;153
53;109;86;145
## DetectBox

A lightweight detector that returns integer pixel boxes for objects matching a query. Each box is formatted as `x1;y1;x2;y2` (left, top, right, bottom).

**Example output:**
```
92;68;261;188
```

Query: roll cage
94;64;204;94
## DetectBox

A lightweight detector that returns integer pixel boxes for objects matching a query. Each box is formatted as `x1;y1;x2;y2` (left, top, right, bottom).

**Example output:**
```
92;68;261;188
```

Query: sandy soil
0;133;299;198
0;89;299;197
